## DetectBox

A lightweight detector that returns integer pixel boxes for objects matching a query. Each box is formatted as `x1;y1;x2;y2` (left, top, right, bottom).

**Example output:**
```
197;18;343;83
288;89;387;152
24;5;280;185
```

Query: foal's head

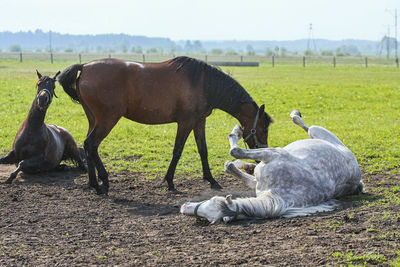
35;70;60;111
243;104;273;149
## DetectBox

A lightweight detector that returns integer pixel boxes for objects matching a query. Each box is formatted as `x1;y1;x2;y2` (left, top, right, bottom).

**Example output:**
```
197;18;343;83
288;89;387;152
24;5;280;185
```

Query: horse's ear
53;71;61;80
225;195;233;205
259;104;265;113
36;69;42;79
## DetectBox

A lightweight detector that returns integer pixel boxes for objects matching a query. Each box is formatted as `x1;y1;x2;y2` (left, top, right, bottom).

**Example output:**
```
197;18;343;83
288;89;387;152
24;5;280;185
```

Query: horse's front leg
0;150;18;164
164;122;193;191
228;125;280;162
224;160;257;190
193;118;222;190
4;155;43;184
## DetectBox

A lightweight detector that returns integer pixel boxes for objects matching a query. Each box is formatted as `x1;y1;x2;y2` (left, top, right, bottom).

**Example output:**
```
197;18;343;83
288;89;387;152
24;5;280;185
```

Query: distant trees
8;44;21;52
210;48;223;55
335;45;360;56
321;50;334;56
264;46;288;57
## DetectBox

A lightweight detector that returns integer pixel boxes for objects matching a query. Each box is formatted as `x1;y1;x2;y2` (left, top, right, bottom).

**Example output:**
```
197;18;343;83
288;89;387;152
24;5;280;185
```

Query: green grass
0;59;399;179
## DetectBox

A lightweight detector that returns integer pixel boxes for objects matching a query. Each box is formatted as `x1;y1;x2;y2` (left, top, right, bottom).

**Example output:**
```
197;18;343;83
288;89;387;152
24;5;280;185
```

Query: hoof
210;182;222;190
290;110;302;118
224;161;234;173
167;186;182;194
167;185;178;191
95;184;109;195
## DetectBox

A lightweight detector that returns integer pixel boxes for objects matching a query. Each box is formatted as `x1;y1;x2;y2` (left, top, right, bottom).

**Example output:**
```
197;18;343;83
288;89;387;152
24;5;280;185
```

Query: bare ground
0;164;399;266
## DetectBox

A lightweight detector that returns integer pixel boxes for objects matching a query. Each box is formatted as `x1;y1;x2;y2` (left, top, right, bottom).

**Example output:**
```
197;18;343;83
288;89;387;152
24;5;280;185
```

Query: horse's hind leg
224;160;257;189
290;110;344;145
65;139;87;172
193;118;222;190
58;128;87;171
84;119;119;194
290;110;309;132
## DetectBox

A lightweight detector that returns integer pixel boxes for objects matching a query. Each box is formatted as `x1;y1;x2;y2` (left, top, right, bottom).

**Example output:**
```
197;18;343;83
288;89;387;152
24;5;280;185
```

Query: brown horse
58;56;272;194
0;71;86;183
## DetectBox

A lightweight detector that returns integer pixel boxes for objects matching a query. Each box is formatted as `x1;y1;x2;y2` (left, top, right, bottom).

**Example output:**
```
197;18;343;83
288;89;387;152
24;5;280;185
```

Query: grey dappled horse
180;110;364;223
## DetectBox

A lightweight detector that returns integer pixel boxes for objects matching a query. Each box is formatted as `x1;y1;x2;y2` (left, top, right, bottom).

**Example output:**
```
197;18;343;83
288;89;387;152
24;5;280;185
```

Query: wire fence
0;52;399;68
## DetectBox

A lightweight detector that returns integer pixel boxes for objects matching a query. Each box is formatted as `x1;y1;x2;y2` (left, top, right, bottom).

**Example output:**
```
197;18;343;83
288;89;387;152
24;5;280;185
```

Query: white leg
224;160;257;189
308;126;344;146
228;125;281;162
290;110;345;146
290;110;309;132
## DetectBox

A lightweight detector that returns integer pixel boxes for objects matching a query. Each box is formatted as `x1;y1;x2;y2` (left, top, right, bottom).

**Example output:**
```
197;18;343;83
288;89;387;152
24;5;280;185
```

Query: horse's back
78;58;205;124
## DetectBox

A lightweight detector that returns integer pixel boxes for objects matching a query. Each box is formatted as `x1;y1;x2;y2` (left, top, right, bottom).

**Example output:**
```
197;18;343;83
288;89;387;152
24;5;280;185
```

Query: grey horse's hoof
290;110;302;118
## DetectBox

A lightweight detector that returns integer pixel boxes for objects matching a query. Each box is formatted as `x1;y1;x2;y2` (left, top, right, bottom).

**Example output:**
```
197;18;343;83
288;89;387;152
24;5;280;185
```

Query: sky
1;0;398;41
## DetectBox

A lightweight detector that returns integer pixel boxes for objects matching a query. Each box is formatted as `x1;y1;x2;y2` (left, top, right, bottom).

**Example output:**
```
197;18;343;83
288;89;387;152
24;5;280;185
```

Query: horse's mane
215;194;288;219
168;56;255;116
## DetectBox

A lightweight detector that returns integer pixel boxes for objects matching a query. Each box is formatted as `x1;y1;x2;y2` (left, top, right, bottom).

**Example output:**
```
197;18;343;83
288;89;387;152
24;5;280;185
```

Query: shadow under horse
0;71;86;183
58;56;272;194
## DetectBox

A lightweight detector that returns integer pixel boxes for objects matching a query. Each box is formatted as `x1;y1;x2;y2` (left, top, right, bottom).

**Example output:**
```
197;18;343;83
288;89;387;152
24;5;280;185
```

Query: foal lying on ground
181;110;364;223
0;71;86;184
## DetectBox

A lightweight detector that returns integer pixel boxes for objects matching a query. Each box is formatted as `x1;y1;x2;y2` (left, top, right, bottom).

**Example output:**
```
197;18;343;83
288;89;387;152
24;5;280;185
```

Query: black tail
57;64;83;103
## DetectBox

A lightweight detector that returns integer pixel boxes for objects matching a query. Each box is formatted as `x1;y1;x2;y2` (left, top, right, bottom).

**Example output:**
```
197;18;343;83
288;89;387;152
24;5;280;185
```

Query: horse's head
243;104;273;149
35;70;60;111
180;195;238;224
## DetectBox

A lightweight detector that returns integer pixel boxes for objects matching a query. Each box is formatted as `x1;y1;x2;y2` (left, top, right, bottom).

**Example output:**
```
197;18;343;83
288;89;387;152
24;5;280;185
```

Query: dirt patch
0;165;399;266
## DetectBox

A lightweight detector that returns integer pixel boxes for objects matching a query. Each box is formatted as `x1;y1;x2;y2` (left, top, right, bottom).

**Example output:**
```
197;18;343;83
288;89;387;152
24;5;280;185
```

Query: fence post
142;54;145;63
79;54;82;64
205;55;208;63
240;55;243;62
333;56;336;68
303;56;306;67
365;57;368;68
108;54;111;58
50;53;53;64
272;56;275;67
396;57;399;68
19;52;22;63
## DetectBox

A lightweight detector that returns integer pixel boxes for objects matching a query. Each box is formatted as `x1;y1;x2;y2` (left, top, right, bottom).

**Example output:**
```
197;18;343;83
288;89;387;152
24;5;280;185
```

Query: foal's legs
164;122;193;191
0;150;18;164
4;156;43;184
193;118;222;190
61;130;87;171
224;160;257;189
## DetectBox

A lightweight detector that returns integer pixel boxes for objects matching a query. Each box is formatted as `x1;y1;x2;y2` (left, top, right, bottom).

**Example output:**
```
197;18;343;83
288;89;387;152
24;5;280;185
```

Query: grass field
0;59;399;180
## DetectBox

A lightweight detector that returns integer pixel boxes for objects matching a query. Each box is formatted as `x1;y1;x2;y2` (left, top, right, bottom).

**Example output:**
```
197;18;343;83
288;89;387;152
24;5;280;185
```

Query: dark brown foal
58;57;272;194
0;71;86;183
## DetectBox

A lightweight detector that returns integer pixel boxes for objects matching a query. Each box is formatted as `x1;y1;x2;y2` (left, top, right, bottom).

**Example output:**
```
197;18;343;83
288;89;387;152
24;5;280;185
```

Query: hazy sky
1;0;398;41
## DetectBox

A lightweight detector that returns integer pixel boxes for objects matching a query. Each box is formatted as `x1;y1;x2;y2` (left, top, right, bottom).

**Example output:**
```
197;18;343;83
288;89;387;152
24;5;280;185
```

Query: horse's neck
25;101;46;131
234;103;258;130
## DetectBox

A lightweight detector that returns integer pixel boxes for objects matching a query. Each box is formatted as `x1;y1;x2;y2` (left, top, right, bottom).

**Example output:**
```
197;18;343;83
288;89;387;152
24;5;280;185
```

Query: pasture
0;59;399;265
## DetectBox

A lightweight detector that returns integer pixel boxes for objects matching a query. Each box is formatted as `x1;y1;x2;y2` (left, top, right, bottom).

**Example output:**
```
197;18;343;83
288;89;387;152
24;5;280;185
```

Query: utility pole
49;30;52;53
306;23;317;53
395;8;398;61
387;25;391;59
386;8;398;60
